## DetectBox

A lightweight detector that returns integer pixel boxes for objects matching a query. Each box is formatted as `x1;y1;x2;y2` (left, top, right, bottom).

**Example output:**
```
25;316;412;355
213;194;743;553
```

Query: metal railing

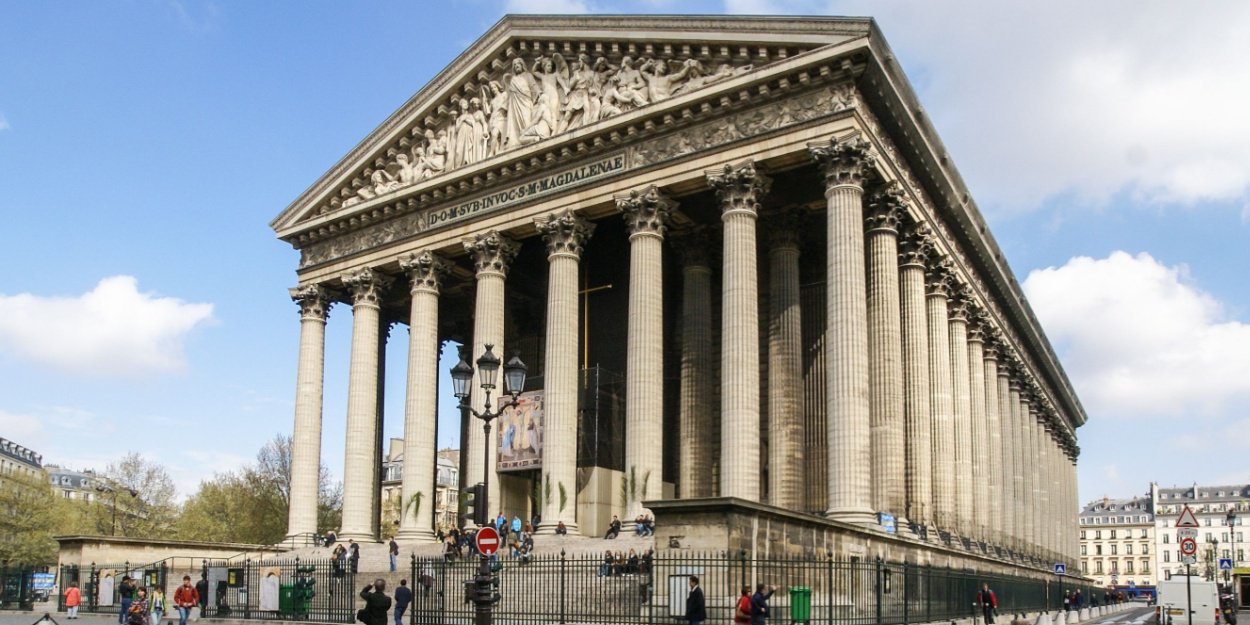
0;565;49;610
200;556;355;622
408;551;1101;625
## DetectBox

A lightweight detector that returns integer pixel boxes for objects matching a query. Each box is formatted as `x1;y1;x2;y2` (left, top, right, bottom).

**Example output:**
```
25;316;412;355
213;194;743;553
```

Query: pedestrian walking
173;576;198;625
118;576;137;625
976;583;998;625
150;587;167;625
194;574;208;616
685;576;706;625
750;583;776;625
349;540;361;574
734;586;752;625
126;587;150;625
392;580;412;625
64;582;81;620
388;538;399;572
357;579;391;625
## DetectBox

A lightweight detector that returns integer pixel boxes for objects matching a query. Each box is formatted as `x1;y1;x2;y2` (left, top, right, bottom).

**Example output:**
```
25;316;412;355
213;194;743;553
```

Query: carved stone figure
608;56;649;112
484;80;508;157
640;57;691;104
504;58;539;147
561;53;600;132
392;152;422;186
520;92;555;145
593;57;621;119
673;60;754;96
452;97;485;167
423;129;447;176
533;55;568;129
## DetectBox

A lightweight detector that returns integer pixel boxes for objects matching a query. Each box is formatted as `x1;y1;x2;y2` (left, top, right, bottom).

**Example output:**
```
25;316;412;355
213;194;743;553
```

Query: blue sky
1;0;1247;507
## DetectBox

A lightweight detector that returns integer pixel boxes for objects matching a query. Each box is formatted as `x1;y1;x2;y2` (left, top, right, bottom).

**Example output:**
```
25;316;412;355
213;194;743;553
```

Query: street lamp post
1227;508;1238;601
94;482;137;537
450;344;527;625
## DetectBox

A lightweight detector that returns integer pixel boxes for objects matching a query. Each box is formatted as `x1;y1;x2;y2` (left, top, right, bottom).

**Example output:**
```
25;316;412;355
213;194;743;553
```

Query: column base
535;521;578;536
394;528;437;543
824;507;877;526
336;531;380;543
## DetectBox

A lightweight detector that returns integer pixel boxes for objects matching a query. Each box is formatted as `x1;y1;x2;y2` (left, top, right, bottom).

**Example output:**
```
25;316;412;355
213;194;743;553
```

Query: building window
1111;545;1118;555
1127;544;1133;555
1206;518;1212;526
1163;534;1170;544
1111;529;1117;539
1143;544;1150;554
1095;561;1103;573
1206;533;1213;542
1081;545;1087;555
1127;561;1134;574
1080;530;1086;539
1096;530;1102;539
1163;551;1170;563
1096;545;1103;555
1141;528;1148;538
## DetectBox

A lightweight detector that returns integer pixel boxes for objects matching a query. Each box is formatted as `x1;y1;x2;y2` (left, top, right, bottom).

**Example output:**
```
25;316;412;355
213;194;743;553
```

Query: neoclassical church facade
272;15;1086;572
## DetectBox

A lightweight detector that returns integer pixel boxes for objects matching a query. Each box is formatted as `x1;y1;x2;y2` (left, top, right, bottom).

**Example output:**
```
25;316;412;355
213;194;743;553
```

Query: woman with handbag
127;587;150;625
734;586;752;624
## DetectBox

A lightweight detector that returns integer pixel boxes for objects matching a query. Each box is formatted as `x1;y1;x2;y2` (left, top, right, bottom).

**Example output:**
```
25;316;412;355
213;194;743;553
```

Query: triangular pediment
270;14;873;236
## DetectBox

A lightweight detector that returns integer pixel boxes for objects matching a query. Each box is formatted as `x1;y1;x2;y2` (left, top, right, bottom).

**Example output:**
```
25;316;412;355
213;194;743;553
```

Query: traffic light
460;482;486;527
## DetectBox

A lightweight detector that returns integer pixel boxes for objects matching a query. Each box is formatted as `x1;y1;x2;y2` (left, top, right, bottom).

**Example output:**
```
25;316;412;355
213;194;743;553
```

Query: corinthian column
766;208;803;509
463;231;520;512
287;285;330;540
965;309;988;542
396;252;447;542
676;228;714;499
925;257;956;530
809;131;877;525
339;268;392;542
998;359;1017;551
947;288;973;537
865;183;906;520
981;334;1004;546
1021;388;1038;555
535;210;594;534
708;161;770;501
618;186;674;519
1006;363;1025;552
898;224;932;528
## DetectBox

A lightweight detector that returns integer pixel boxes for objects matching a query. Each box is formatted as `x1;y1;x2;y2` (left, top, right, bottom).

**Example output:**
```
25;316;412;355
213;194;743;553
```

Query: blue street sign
1054;563;1067;575
879;513;896;535
1219;558;1233;571
31;573;54;591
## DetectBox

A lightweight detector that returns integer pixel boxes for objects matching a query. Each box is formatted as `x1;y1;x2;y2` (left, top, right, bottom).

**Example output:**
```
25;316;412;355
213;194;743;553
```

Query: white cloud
1023;251;1250;418
504;0;590;13
0;409;47;449
722;1;1250;212
0;276;214;376
0;113;9;131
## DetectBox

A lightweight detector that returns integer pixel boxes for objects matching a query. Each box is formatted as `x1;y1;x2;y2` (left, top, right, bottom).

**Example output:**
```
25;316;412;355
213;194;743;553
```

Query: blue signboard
878;513;896;535
1219;558;1233;571
1053;563;1067;575
31;573;55;591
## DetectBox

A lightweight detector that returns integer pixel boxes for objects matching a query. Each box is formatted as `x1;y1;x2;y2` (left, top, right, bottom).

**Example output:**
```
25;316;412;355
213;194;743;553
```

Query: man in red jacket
172;576;199;625
976;583;998;625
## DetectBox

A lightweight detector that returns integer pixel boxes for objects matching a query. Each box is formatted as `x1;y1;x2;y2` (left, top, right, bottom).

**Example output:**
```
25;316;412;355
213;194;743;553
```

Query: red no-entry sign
476;526;500;556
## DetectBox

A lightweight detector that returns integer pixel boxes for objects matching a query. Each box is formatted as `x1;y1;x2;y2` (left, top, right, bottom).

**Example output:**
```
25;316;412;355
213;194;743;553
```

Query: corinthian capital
463;230;520;277
865;181;908;234
808;130;877;189
672;226;715;269
617;185;676;240
965;303;988;342
535;209;595;259
946;283;971;321
765;206;803;250
341;268;393;307
897;221;933;267
924;255;955;298
290;284;330;321
399;250;449;294
706;160;772;219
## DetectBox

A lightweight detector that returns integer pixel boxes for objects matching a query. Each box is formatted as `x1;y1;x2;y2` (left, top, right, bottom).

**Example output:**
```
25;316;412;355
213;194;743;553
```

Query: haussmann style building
271;15;1088;574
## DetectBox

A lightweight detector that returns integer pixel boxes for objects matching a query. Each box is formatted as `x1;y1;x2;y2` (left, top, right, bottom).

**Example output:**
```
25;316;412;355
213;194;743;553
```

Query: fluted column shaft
898;228;931;527
340;269;390;541
1007;378;1025;551
397;253;446;542
947;297;973;535
810;134;876;524
1018;391;1036;554
619;187;674;519
767;214;804;508
708;162;770;501
865;185;905;519
536;211;593;533
288;286;329;539
925;264;955;529
966;325;988;541
464;232;519;514
677;230;714;498
982;345;1003;545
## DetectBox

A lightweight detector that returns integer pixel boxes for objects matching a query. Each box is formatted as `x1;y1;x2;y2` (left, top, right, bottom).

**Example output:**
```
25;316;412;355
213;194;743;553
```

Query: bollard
1068;609;1080;624
1054;610;1067;625
1034;612;1053;625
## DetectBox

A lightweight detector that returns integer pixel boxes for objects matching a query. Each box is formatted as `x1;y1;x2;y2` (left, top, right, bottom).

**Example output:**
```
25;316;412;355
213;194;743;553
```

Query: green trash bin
790;586;812;624
278;584;294;615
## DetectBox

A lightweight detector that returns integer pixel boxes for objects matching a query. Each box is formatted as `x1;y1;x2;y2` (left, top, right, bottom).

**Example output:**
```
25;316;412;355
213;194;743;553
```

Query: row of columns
285;131;1079;561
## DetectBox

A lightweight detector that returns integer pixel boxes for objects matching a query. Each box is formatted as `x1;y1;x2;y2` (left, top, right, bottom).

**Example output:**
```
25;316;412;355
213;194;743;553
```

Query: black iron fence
409;551;1101;625
200;556;356;622
56;561;168;615
0;566;50;610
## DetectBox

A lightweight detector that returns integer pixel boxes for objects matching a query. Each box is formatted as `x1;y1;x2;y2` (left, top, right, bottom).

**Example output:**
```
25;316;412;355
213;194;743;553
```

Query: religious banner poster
258;567;281;612
498;391;544;471
96;570;114;607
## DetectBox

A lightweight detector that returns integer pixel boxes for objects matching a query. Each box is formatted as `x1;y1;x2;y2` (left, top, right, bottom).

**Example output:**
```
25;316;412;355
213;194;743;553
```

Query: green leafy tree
0;470;58;565
104;452;178;538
